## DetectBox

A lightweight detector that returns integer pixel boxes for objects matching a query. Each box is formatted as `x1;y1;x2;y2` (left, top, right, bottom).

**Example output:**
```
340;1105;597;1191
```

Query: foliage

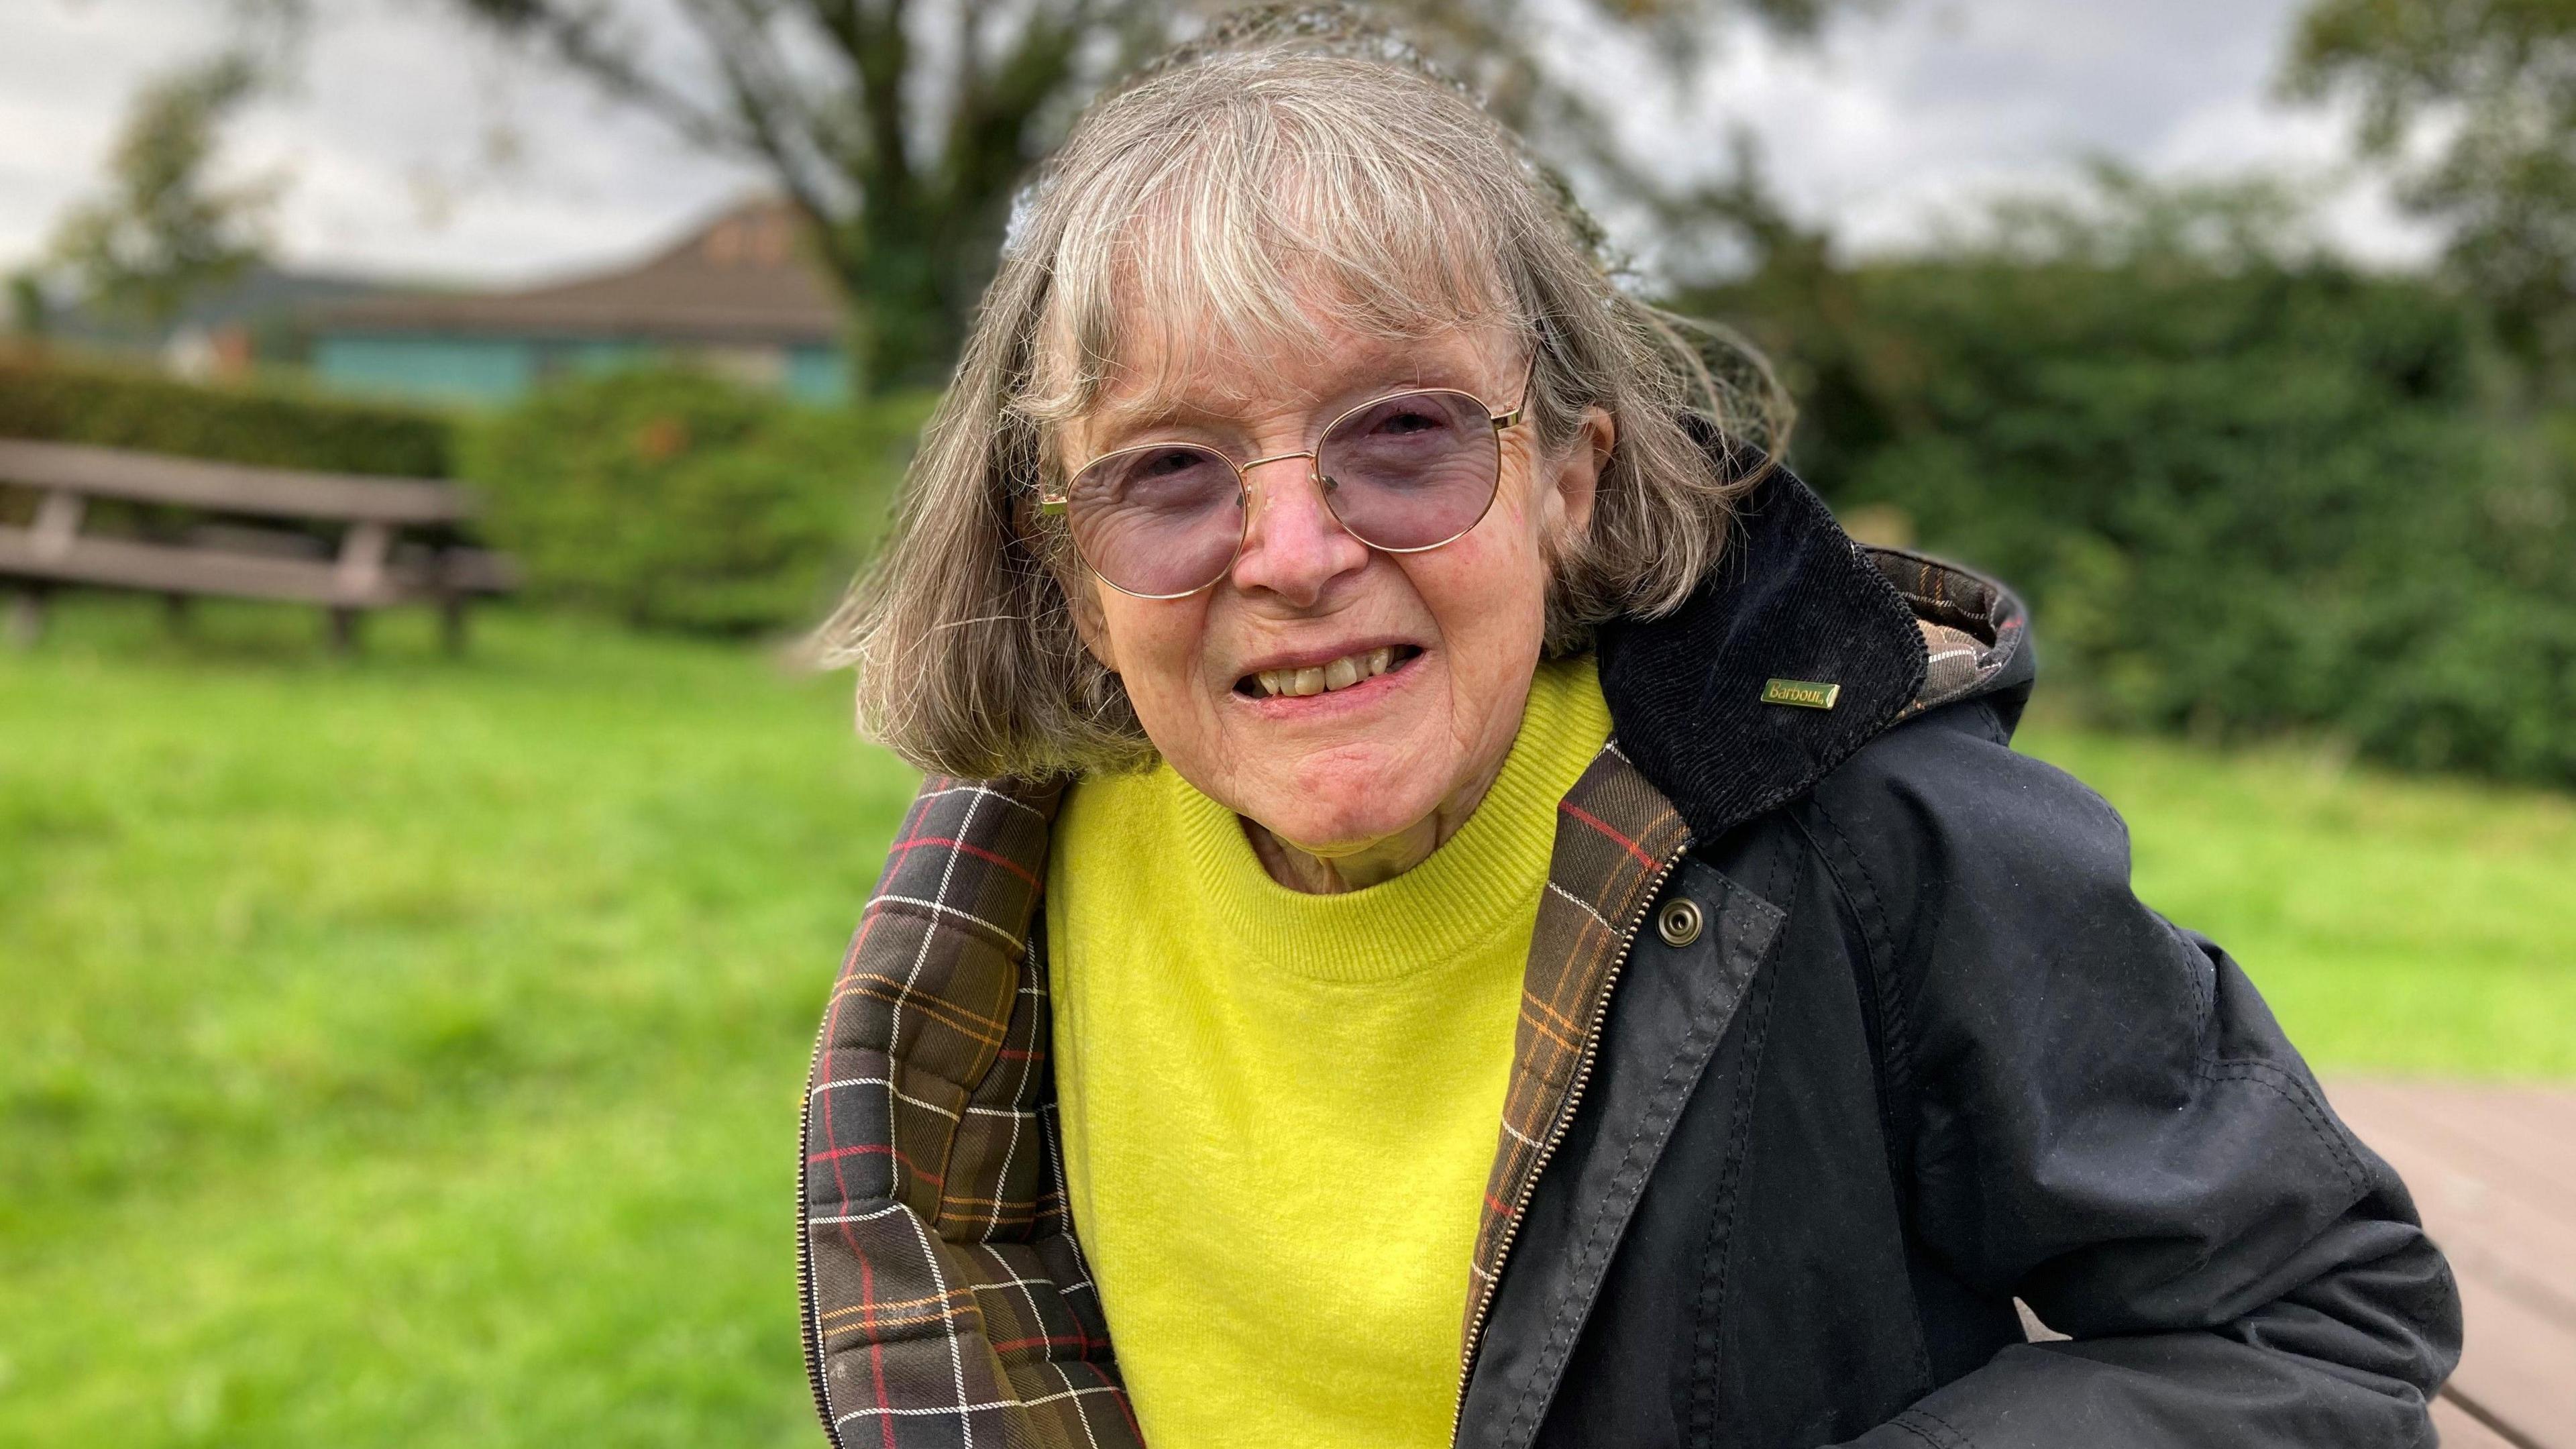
7;272;50;339
460;367;933;633
0;604;909;1448
45;53;277;332
1688;168;2576;785
2283;0;2576;388
0;352;453;476
2019;718;2576;1075
0;598;2567;1446
432;0;1851;394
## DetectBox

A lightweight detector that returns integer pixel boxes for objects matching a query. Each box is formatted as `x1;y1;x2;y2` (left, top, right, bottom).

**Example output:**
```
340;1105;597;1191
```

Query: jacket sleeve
1816;717;2461;1449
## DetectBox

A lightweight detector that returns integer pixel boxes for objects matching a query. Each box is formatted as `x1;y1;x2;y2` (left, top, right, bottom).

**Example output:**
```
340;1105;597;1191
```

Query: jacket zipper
1450;841;1690;1446
795;1012;845;1449
800;845;1690;1449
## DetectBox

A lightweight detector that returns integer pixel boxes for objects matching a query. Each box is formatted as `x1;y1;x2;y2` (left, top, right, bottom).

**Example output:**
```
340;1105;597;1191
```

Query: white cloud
1;0;763;285
0;0;2443;288
1565;0;2441;270
0;1;227;268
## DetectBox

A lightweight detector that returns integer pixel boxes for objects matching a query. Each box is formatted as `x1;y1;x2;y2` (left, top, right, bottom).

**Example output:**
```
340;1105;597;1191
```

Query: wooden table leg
7;586;46;647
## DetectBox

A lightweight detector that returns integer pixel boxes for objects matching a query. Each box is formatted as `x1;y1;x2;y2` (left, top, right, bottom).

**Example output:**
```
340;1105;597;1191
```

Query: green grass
2;599;2570;1446
1;601;916;1447
2019;723;2576;1080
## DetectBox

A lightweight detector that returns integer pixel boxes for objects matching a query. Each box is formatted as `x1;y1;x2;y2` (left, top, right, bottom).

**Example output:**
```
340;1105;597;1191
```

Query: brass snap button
1656;897;1703;948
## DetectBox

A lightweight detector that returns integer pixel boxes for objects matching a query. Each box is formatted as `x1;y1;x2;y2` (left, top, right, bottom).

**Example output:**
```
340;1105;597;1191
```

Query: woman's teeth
1255;647;1397;698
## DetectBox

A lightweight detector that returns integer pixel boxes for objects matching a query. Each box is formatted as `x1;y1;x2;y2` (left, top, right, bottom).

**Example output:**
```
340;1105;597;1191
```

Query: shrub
460;367;933;634
1852;263;2573;783
0;350;452;476
1693;217;2576;785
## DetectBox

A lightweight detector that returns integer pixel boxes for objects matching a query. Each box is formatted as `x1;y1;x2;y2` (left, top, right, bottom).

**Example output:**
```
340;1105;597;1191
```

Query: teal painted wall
557;339;663;377
314;335;535;405
312;332;853;407
786;345;849;402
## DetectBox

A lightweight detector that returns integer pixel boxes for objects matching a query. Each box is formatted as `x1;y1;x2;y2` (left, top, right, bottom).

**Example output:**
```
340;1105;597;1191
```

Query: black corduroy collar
1597;464;1932;849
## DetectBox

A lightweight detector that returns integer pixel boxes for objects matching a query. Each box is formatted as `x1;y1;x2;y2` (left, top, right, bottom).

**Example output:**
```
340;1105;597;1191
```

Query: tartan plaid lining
1461;743;1692;1343
802;749;1688;1446
1872;549;2025;721
1915;619;1989;718
802;777;1140;1449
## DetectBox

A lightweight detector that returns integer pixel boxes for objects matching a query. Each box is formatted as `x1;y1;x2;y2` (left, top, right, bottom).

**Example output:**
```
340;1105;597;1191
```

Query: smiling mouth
1235;645;1422;699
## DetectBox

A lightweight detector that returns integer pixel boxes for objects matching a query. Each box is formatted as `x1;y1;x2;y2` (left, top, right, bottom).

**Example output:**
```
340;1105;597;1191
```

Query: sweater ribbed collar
1159;654;1611;983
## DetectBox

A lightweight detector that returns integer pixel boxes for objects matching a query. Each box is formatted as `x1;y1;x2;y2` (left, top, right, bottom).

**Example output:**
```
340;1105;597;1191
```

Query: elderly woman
794;36;2459;1449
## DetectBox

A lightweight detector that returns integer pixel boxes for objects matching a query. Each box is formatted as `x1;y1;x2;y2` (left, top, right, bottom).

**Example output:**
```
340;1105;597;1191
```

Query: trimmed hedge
0;352;455;477
460;367;934;635
1701;256;2576;786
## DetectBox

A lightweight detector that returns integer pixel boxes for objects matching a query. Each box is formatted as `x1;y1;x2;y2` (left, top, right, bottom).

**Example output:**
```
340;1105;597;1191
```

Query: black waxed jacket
795;461;2462;1449
1456;465;2461;1446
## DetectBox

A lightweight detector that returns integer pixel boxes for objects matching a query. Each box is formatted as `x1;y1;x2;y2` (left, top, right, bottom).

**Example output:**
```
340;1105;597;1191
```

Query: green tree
2283;0;2576;388
441;0;1849;396
461;368;935;632
6;271;50;341
1681;166;2576;785
48;53;276;333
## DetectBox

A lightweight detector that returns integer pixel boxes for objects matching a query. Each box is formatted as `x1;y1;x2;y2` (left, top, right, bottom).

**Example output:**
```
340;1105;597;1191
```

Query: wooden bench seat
2329;1081;2576;1449
0;437;517;651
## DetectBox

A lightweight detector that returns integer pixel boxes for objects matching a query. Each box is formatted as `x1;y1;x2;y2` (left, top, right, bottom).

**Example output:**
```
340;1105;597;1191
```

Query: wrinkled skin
1063;321;1613;893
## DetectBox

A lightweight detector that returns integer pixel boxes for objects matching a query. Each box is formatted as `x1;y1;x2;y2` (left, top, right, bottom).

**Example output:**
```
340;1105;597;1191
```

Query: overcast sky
0;0;2434;290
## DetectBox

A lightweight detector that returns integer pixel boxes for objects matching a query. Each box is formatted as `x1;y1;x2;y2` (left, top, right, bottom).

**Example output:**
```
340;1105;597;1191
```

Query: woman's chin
1240;790;1439;861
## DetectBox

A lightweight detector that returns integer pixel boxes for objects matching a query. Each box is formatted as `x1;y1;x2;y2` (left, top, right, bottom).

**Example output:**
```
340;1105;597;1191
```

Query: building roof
44;265;396;350
315;198;843;346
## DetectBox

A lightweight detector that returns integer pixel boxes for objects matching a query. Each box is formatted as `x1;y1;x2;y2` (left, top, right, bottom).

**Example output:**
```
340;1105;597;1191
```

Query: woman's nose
1228;455;1371;606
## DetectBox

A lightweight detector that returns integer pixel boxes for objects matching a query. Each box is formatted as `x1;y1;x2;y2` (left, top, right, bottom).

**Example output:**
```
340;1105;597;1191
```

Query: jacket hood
1597;462;2030;848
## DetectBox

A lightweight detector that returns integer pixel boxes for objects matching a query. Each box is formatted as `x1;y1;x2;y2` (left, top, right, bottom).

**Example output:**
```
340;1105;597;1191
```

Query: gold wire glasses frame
1038;358;1538;599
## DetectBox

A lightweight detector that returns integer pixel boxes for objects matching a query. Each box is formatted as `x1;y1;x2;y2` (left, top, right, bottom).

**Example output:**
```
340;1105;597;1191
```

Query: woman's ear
1545;405;1614;544
1024;490;1120;676
1063;574;1120;676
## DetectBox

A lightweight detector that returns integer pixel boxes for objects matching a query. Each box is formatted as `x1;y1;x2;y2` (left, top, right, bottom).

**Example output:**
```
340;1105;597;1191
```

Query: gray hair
814;40;1786;780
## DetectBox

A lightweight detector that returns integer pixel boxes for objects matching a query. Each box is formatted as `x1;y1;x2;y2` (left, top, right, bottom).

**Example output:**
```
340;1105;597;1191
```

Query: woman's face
1063;319;1607;859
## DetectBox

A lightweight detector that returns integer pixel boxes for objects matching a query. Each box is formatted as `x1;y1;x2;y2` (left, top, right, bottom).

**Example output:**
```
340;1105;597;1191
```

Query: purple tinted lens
1064;443;1244;596
1316;390;1499;550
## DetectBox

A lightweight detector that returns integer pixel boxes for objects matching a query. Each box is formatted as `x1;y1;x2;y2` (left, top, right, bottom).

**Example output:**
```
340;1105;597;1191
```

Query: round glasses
1039;366;1533;598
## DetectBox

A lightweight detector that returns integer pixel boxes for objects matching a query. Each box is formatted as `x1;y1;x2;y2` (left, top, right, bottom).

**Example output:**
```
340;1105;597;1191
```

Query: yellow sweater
1046;656;1611;1449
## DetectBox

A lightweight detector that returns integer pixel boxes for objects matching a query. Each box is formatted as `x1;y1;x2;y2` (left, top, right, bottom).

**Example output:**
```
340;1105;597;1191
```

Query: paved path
2329;1082;2576;1449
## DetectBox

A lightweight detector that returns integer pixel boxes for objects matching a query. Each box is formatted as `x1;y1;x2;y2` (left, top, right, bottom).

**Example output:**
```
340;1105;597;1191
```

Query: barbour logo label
1762;678;1841;710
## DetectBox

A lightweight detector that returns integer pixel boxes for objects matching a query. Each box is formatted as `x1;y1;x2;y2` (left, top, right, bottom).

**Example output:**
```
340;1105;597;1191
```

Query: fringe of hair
812;40;1788;781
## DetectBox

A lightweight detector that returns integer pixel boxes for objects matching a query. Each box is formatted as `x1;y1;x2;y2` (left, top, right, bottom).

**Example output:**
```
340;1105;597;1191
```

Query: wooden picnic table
2330;1081;2576;1448
0;437;515;651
